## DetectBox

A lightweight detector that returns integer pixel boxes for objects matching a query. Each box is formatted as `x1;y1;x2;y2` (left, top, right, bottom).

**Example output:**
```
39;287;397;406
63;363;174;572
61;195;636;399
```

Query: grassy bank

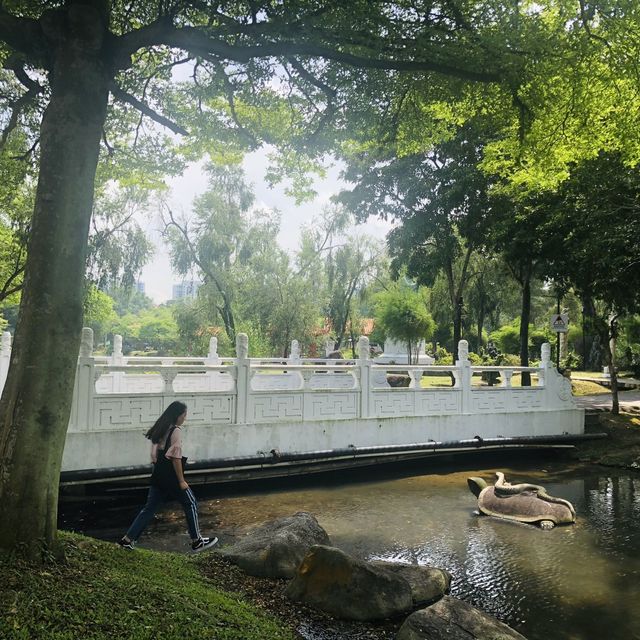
0;532;296;640
574;411;640;469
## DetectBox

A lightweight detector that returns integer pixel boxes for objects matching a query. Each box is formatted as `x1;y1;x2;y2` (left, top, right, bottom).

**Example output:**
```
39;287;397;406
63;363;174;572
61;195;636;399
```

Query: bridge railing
0;328;573;434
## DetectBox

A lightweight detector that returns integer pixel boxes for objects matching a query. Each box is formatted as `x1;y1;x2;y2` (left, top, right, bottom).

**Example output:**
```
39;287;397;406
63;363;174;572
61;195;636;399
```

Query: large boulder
397;596;528;640
370;560;451;607
218;511;330;578
286;545;449;621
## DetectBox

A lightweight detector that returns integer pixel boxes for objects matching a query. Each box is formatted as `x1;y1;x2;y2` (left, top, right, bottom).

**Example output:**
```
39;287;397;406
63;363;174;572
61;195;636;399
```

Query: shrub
562;350;582;370
496;353;520;366
434;345;452;364
620;344;640;377
489;324;520;355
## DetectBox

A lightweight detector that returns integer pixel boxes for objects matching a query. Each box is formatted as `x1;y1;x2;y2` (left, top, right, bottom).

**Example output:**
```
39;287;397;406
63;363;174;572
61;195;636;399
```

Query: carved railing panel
92;396;164;430
303;392;358;420
249;393;304;422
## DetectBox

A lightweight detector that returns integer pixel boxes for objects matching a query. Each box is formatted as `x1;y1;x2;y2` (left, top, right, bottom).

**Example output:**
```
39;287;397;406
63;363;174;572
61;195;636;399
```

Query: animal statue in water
467;472;576;529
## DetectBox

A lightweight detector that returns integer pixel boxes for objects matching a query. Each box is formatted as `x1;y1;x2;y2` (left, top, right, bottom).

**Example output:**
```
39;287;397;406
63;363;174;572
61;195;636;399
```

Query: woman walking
118;401;218;552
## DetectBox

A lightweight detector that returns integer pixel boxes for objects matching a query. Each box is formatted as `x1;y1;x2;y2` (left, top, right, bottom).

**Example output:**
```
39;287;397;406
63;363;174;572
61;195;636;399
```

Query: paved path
572;374;640;390
575;390;640;411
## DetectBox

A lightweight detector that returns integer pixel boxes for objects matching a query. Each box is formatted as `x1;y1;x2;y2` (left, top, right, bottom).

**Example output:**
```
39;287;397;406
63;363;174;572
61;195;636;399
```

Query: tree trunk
216;295;236;344
476;295;485;355
519;273;532;386
452;296;463;363
607;316;620;415
0;5;111;556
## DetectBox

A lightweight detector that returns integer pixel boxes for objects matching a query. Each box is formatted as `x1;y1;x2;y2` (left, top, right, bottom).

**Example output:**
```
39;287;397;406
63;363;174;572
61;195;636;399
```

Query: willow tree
0;0;513;556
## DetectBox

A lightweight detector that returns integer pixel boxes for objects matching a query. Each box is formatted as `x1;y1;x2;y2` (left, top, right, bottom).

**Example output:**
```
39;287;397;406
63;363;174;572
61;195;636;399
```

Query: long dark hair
145;401;187;443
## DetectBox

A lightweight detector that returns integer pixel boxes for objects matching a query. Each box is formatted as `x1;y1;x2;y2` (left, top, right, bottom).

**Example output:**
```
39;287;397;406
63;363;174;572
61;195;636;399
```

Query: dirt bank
573;411;640;469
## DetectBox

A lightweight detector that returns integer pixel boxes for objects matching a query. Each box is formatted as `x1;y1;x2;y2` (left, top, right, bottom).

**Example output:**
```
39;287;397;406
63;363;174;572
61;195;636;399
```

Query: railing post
539;342;551;388
289;339;301;364
206;336;221;392
111;334;125;392
70;327;95;431
235;333;250;424
456;339;472;414
207;336;220;364
358;336;371;418
0;331;12;394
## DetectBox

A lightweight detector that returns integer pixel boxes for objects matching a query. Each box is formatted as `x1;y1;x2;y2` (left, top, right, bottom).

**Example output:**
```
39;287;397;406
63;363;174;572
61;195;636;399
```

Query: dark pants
126;485;201;541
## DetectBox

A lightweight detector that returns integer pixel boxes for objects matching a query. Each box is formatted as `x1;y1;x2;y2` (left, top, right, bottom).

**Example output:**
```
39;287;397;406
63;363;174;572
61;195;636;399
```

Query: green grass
571;379;611;396
0;532;295;640
418;373;543;388
420;375;455;388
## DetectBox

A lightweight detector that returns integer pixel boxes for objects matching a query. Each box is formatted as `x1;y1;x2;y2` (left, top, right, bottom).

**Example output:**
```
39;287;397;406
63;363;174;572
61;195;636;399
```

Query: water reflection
61;463;640;640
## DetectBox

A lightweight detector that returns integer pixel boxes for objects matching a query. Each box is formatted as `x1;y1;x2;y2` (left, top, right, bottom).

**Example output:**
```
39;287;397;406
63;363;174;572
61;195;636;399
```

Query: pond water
60;459;640;640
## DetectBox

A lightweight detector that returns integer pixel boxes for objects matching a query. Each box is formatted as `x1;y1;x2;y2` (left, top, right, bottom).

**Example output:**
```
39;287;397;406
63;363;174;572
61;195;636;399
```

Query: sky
140;147;394;303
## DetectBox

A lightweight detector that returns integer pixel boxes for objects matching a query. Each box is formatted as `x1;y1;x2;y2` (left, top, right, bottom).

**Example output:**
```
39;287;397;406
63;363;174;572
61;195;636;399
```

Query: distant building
172;281;200;300
134;281;145;294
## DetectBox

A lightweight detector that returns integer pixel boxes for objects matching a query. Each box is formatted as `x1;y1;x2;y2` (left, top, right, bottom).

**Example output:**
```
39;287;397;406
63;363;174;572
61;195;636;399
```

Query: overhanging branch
116;23;503;84
110;82;189;135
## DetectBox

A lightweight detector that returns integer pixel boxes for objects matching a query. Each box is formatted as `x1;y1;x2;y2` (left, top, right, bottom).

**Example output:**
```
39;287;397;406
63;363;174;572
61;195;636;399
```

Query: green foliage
489;320;553;359
562;350;582;371
375;284;435;363
618;315;640;376
83;285;116;346
433;345;452;365
172;300;212;357
542;153;640;316
109;287;154;316
87;186;155;291
166;163;277;343
495;353;520;367
489;323;520;355
112;305;178;355
0;531;295;640
621;345;640;377
530;327;554;357
367;321;386;349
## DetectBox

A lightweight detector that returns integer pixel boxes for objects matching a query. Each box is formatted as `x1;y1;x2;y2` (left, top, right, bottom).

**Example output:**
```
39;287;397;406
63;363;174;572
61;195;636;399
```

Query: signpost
550;313;569;333
550;311;569;369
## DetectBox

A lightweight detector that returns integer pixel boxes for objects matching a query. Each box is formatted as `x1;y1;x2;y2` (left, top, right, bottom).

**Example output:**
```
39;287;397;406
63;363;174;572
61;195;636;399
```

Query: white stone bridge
0;329;585;485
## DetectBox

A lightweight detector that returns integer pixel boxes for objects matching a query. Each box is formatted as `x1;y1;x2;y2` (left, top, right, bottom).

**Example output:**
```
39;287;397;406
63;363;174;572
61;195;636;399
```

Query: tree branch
0;9;48;62
0;251;25;302
0;58;44;153
109;82;189;135
10;136;39;161
116;23;503;84
212;61;260;146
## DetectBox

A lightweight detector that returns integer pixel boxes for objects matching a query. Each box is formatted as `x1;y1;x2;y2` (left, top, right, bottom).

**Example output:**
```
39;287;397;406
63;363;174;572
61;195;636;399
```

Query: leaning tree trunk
0;7;111;556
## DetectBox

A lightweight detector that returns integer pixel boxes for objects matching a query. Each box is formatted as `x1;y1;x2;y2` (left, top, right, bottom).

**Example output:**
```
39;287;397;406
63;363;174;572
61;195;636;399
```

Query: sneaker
117;537;135;550
191;536;218;553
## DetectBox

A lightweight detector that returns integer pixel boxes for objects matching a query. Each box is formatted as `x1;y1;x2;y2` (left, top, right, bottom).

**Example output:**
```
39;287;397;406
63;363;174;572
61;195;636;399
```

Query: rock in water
218;511;330;578
397;595;528;639
286;545;449;621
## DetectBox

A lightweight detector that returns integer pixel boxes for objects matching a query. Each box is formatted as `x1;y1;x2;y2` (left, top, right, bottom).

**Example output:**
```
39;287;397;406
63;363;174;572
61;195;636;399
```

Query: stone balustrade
0;328;583;475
